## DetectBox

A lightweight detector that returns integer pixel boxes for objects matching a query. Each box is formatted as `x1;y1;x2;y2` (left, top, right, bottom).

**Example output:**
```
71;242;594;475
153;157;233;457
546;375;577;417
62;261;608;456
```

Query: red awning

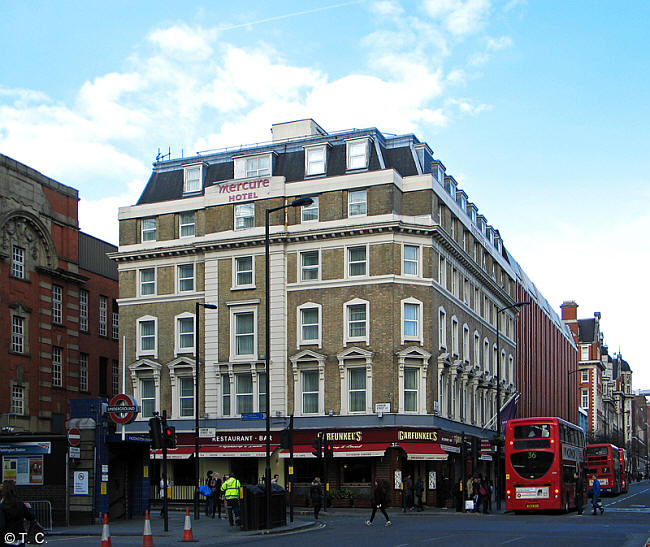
279;442;391;459
398;443;448;461
151;444;279;459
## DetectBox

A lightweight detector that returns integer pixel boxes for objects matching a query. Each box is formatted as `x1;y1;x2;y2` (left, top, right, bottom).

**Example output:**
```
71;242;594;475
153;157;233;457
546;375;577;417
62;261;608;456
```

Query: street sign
241;413;264;420
69;447;81;459
107;393;139;425
68;427;81;446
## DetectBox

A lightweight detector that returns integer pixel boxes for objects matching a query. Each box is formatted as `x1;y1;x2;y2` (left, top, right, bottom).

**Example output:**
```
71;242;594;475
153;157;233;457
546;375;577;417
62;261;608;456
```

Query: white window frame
11;315;24;354
346;244;368;277
301;196;319;223
79;289;88;331
348;189;368;217
220;373;231;417
347;367;367;413
508;355;514;384
439;308;447;350
80;353;88;392
140;377;157;418
183;165;202;194
11;385;24;415
234;203;255;230
581;389;589;409
99;295;107;336
300;250;320;282
175;312;196;356
403;366;420;413
301;369;320;414
52;285;62;324
178;376;194;418
137;315;158;359
346;138;369;170
484;339;490;374
52;346;62;387
179;211;196;237
463;324;470;362
401;297;423;345
451;317;459;356
233;153;272;179
290;349;326;417
168;358;196;419
297;302;322;348
581;370;588;383
233;255;255;289
344;298;370;346
139;268;156;297
580;345;589;361
112;312;119;340
337;348;373;415
439;256;447;287
112;359;119;394
177;263;195;293
11;245;24;279
128;359;162;419
229;306;258;361
397;347;430;414
142;218;156;242
305;145;327;176
402;244;420;277
235;372;254;415
474;332;481;367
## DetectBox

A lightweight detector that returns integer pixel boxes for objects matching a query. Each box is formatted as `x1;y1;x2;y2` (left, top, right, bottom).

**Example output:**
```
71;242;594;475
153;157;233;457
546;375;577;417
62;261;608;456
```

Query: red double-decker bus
586;443;621;495
505;417;586;512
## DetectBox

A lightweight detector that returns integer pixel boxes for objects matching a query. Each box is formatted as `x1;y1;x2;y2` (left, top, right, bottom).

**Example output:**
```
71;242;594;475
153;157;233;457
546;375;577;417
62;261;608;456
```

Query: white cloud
372;0;404;17
423;0;491;36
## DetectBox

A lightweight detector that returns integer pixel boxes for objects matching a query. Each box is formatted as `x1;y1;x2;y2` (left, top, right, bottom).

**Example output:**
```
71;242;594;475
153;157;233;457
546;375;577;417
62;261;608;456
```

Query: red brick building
0;154;119;434
508;262;579;424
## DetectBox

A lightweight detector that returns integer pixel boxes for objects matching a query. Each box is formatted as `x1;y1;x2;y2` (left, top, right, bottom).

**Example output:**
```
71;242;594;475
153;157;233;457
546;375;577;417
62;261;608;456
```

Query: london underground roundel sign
107;393;139;425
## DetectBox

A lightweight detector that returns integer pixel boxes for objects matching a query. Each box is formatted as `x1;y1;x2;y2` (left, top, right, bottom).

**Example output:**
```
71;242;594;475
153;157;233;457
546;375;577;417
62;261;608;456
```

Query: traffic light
311;436;322;459
324;442;334;460
163;425;176;449
148;417;163;449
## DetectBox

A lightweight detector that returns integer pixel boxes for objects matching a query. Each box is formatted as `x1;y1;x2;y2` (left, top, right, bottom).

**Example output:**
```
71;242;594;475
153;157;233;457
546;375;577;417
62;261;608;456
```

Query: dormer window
432;162;445;185
346;139;369;170
305;145;327;176
233;154;272;179
183;165;202;194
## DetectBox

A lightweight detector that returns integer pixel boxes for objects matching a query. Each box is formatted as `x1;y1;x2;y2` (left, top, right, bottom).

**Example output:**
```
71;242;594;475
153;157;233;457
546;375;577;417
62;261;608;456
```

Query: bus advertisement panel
586;444;621;495
505;417;585;512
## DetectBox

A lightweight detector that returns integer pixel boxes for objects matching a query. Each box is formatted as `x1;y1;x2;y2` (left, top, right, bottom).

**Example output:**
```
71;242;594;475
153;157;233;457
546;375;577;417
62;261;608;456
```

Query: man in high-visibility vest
221;473;241;526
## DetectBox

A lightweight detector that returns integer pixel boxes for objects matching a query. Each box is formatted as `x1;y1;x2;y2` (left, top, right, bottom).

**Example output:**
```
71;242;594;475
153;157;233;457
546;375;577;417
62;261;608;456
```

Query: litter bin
258;483;287;529
240;485;264;531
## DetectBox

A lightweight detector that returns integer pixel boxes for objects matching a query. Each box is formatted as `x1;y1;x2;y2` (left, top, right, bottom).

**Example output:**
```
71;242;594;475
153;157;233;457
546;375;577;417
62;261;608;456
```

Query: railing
25;500;52;531
151;484;199;503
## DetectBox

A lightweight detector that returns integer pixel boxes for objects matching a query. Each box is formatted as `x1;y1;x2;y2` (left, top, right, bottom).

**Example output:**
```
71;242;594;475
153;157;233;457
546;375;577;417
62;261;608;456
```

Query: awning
151;444;278;459
399;443;448;461
279;442;391;459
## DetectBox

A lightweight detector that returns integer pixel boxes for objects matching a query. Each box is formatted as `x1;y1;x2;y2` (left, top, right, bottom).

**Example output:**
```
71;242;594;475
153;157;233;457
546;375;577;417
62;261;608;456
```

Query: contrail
217;1;362;32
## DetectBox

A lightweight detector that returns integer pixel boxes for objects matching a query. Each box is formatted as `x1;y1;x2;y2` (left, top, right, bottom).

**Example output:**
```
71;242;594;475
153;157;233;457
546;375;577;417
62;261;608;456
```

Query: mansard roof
578;318;596;344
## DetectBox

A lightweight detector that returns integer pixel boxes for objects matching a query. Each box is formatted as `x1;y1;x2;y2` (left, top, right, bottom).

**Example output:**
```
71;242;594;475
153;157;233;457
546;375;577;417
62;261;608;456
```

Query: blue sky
2;1;649;389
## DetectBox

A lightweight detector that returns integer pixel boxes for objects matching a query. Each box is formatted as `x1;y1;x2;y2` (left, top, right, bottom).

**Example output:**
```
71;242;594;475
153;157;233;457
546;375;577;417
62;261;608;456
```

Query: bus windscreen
513;424;551;439
510;451;554;479
586;446;608;457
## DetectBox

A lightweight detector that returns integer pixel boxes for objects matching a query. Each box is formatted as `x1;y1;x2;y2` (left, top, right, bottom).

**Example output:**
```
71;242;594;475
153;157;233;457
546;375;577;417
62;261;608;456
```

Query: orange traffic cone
142;509;154;547
181;506;196;542
100;513;112;547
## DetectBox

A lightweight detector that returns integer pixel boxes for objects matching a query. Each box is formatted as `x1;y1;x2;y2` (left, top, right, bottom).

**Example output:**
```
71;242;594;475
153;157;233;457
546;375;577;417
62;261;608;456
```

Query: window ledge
231;285;256;292
8;351;30;358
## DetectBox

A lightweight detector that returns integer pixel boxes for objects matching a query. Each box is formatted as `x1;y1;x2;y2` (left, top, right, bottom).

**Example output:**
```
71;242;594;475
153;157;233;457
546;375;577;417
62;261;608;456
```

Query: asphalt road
44;481;650;547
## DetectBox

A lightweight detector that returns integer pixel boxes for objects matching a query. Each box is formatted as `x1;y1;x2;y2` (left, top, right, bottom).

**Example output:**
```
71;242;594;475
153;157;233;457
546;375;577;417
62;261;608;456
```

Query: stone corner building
113;119;566;506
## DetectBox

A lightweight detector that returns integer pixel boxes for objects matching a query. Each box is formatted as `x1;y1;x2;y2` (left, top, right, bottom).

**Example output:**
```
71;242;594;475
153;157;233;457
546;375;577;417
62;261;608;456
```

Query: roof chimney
560;300;578;321
271;119;327;142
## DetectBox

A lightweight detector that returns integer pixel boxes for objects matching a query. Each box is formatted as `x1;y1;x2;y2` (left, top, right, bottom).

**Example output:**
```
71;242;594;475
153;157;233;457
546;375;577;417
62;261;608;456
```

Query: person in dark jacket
414;477;424;511
591;474;603;515
0;480;35;547
478;475;489;514
310;477;323;519
574;471;584;515
366;479;391;526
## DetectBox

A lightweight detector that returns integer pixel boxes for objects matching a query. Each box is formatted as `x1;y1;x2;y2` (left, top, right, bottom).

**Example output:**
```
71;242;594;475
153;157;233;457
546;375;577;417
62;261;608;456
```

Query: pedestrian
205;471;218;517
310;477;323;519
466;475;474;511
214;473;223;519
414;477;424;511
272;474;279;485
221;472;242;526
471;476;480;512
487;479;493;513
0;480;35;547
591;473;603;515
574;471;583;515
366;479;391;527
405;474;414;511
159;477;170;518
479;475;489;514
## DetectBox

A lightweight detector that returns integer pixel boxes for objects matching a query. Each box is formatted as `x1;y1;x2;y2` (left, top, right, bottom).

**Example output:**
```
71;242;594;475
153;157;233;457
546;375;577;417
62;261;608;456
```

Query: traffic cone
100;513;112;547
181;506;196;542
142;509;154;547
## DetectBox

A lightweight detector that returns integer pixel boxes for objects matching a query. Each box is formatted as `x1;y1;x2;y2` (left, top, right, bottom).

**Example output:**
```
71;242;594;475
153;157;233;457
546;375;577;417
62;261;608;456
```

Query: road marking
421;535;455;542
501;537;525;545
603;487;650;506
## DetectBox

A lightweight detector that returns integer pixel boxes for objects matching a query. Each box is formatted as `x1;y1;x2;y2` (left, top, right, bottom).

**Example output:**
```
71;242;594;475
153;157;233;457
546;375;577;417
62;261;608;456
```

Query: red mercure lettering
262;178;269;187
219;185;228;193
229;184;236;192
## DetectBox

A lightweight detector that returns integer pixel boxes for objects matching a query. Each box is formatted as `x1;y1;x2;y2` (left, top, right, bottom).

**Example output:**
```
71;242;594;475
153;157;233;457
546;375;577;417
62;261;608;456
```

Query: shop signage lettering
398;430;438;441
218;178;269;202
322;431;363;442
213;434;255;443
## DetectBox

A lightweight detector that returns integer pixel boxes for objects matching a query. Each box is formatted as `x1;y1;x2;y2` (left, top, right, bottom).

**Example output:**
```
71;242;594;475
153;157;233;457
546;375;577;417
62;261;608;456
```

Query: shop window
342;459;372;483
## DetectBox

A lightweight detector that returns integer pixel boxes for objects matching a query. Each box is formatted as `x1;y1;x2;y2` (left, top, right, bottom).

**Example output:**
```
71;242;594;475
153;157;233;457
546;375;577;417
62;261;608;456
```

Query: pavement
46;503;505;540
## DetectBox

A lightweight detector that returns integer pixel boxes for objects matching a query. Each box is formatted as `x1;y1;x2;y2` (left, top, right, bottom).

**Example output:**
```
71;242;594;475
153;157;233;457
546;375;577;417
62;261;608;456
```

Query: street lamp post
195;301;217;520
495;300;529;510
264;196;313;530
